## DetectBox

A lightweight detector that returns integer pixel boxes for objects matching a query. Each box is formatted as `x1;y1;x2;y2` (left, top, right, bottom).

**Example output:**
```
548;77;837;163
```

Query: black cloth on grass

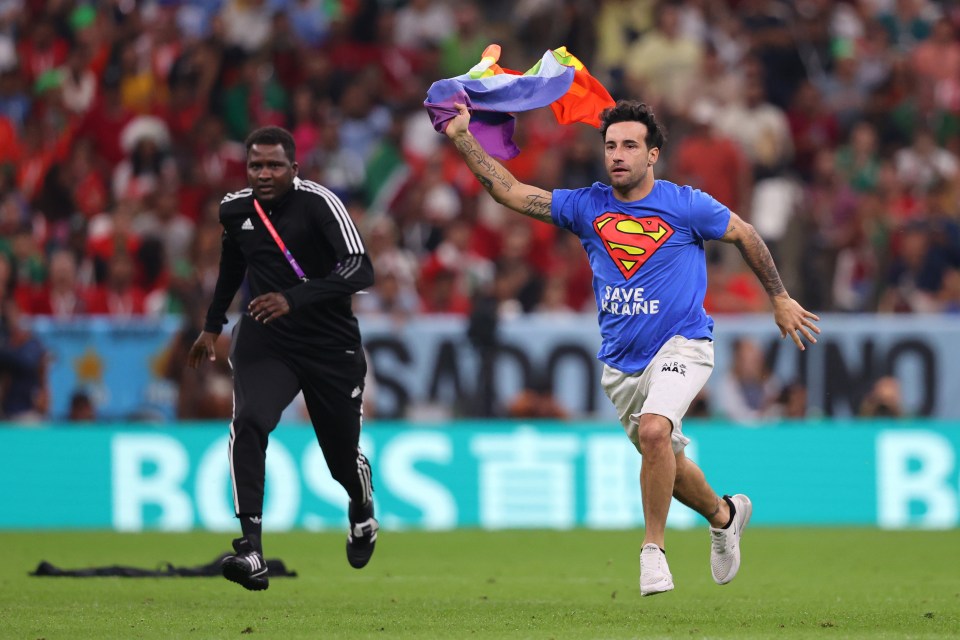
29;553;297;578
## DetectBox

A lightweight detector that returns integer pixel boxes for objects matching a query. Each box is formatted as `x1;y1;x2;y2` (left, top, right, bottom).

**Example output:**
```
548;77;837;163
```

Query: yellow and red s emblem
593;213;674;279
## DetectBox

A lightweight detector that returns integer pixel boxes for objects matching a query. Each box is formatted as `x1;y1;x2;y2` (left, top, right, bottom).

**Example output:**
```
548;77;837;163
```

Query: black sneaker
221;536;269;591
346;501;379;569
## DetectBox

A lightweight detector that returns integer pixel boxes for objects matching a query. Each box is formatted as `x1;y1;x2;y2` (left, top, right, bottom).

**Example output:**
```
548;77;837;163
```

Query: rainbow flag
424;45;615;160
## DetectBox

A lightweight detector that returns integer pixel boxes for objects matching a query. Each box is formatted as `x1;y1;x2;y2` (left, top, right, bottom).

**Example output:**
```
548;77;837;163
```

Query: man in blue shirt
444;100;820;596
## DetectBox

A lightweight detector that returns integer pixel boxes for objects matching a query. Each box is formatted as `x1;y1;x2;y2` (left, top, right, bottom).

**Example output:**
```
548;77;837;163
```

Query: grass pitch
2;528;957;639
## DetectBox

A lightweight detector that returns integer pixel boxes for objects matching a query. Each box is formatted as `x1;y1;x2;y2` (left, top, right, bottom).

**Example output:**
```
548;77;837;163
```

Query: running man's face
603;121;659;193
247;143;298;202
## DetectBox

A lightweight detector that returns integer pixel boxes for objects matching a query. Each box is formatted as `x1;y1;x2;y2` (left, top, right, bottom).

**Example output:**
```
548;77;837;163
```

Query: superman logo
593;213;674;279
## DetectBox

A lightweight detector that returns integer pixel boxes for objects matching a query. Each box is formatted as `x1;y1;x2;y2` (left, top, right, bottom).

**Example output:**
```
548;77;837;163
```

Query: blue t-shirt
552;180;731;373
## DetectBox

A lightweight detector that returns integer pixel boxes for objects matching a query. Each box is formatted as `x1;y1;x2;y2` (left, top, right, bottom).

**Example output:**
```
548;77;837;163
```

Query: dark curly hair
245;126;297;162
598;100;667;151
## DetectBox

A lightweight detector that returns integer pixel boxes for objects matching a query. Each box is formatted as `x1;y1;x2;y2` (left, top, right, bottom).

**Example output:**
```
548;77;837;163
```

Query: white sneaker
639;543;674;596
710;494;752;585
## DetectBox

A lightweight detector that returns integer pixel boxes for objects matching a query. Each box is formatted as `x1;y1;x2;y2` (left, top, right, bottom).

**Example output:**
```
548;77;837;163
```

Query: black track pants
227;315;372;515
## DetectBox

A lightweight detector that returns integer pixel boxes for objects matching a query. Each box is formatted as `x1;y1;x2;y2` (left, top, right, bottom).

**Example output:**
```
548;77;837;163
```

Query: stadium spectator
593;0;654;93
835;120;882;193
716;337;780;423
879;222;946;313
64;138;109;220
672;98;750;213
392;0;455;50
623;1;703;114
17;19;68;87
77;77;134;169
816;39;870;135
67;389;96;422
85;252;148;317
419;217;494;308
831;191;890;312
770;381;809;419
937;267;960;312
439;2;488;80
910;17;960;103
221;54;289;142
535;275;577;315
715;61;794;184
113;116;176;202
59;43;97;116
132;189;196;269
20;248;92;318
894;126;959;195
221;0;274;54
859;375;905;417
786;81;841;182
190;115;248;197
878;0;934;54
0;69;30;132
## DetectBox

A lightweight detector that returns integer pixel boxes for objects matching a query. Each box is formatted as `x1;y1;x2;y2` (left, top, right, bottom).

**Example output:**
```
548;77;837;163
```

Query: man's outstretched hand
772;294;821;351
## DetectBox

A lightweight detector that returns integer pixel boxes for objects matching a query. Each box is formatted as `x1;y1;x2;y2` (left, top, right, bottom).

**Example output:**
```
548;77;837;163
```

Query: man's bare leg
672;451;731;528
636;413;677;548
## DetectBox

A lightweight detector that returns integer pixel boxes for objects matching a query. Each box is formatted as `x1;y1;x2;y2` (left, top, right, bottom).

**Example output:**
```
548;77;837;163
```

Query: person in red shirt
85;252;146;316
21;249;93;318
16;20;68;86
672;99;751;213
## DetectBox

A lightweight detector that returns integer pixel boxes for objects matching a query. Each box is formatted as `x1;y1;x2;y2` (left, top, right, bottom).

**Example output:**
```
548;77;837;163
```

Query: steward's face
247;143;298;202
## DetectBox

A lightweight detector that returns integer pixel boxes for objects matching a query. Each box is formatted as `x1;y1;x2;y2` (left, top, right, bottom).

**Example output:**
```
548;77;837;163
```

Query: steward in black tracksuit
204;175;375;532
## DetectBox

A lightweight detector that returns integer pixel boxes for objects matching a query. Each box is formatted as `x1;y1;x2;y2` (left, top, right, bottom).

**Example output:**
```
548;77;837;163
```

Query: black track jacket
204;177;374;352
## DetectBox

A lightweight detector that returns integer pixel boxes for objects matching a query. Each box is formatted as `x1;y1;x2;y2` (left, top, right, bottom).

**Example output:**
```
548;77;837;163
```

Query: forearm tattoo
734;223;786;297
454;136;513;192
474;174;493;190
522;193;553;222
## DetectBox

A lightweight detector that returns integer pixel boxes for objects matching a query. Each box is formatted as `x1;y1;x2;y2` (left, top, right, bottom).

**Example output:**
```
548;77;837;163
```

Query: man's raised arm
445;103;555;224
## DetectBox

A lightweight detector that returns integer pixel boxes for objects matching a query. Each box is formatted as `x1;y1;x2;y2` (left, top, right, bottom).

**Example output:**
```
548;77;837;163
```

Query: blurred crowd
2;0;960;421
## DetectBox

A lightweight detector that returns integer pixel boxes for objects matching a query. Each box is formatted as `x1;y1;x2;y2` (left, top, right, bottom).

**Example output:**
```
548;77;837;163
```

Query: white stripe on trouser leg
228;355;240;515
228;422;239;515
357;453;372;503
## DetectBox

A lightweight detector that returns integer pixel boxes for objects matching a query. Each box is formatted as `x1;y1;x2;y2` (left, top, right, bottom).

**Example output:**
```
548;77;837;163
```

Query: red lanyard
252;198;308;282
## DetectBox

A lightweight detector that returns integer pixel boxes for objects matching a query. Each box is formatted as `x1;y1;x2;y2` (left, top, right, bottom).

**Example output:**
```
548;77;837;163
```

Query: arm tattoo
454;136;513;192
522;193;553;222
734;222;786;297
474;174;493;190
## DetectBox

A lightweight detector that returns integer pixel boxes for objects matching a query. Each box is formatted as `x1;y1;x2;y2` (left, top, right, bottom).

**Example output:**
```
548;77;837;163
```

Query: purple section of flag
425;85;518;159
424;57;575;160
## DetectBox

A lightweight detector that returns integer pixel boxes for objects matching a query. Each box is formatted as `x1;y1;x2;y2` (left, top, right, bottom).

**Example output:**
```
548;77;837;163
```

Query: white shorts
601;336;714;455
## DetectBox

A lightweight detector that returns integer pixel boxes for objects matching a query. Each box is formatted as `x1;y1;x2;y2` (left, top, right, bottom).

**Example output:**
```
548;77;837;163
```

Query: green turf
1;528;957;639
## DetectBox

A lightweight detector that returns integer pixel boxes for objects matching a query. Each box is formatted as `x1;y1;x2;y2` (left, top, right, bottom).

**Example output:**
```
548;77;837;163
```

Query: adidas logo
351;386;361;398
248;515;261;524
241;218;254;230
